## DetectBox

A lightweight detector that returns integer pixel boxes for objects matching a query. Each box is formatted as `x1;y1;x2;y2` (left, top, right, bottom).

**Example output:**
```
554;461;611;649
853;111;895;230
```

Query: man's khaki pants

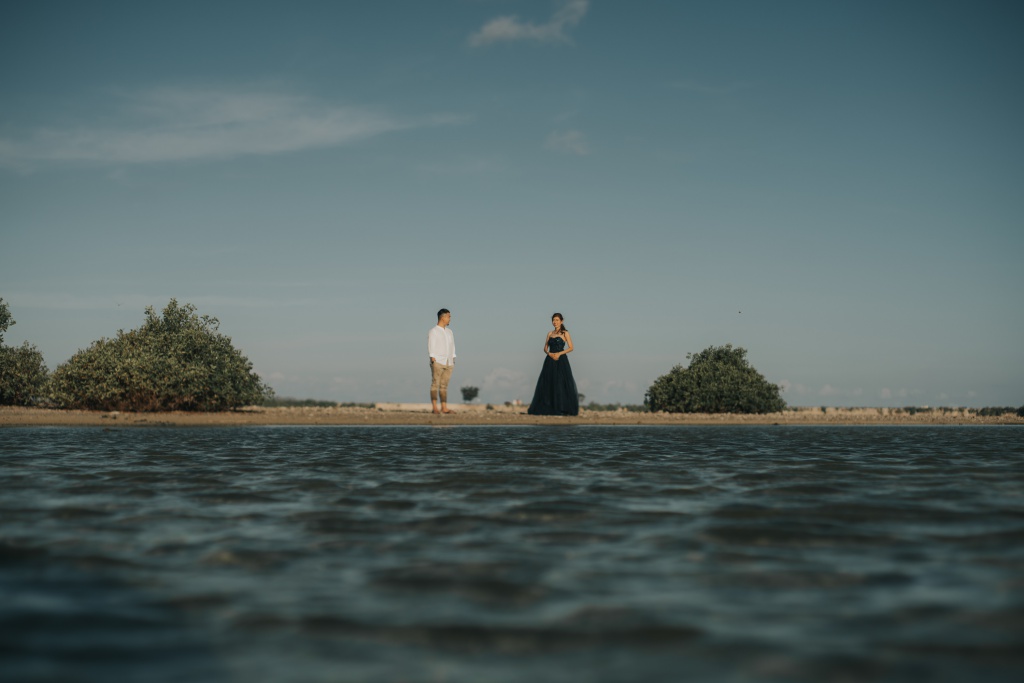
430;362;453;402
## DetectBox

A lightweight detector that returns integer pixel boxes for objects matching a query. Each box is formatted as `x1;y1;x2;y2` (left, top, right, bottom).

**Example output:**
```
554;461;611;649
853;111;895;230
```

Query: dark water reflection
2;426;1023;682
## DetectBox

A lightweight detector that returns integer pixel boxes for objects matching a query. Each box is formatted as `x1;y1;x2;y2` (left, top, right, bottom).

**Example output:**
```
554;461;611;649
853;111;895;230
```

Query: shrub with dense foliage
0;343;50;406
645;344;786;414
0;298;11;341
0;298;50;406
48;299;273;412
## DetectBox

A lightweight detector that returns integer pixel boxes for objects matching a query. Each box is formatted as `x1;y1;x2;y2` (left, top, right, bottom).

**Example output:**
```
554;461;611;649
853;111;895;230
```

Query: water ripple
1;425;1023;682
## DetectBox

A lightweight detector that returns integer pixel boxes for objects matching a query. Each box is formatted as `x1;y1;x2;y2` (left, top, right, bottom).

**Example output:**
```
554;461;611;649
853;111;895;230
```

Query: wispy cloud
0;86;460;170
469;0;589;47
668;80;752;95
3;291;316;311
414;155;505;176
545;129;589;155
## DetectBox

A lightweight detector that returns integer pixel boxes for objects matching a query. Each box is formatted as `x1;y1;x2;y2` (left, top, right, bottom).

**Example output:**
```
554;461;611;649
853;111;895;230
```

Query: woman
527;313;579;416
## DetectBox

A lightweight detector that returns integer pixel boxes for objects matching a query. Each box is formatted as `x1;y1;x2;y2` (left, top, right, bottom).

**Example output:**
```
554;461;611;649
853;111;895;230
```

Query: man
428;308;456;414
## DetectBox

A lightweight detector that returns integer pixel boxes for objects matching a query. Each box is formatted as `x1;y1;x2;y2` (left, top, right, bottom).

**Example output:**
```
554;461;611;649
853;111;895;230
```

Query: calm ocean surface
1;425;1022;682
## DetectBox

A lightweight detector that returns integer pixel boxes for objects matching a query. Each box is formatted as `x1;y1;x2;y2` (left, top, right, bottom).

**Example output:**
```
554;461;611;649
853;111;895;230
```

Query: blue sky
2;1;1022;407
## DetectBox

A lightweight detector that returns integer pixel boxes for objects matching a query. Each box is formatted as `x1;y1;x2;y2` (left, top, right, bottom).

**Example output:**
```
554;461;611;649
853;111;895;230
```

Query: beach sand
2;404;1021;427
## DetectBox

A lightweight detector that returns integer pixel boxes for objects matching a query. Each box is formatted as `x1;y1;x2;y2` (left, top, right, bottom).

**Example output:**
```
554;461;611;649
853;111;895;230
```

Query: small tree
461;386;480;403
0;298;49;406
0;298;12;345
48;299;273;412
645;344;786;414
0;343;49;406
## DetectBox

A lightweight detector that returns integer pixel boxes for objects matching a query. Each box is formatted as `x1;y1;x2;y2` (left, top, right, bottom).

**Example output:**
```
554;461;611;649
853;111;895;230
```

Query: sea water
1;425;1022;682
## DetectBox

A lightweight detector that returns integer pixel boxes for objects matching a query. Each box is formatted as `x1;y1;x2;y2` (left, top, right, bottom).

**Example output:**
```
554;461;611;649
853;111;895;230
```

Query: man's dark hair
437;308;450;320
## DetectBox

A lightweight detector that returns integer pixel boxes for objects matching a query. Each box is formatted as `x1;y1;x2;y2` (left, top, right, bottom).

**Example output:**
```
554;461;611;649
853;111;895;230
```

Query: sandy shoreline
2;405;1021;427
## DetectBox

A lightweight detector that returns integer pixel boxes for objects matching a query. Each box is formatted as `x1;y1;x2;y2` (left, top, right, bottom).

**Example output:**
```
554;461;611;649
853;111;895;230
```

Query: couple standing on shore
428;308;579;416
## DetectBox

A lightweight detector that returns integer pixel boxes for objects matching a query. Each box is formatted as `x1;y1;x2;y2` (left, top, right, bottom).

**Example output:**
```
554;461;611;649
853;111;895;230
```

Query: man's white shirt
428;325;456;366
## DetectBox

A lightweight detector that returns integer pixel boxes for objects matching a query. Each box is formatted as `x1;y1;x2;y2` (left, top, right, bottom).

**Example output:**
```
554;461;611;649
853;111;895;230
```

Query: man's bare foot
432;409;441;414
442;409;455;414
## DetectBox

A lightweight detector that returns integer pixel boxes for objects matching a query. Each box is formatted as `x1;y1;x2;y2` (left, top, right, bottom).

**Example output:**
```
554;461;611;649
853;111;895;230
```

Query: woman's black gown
528;337;579;415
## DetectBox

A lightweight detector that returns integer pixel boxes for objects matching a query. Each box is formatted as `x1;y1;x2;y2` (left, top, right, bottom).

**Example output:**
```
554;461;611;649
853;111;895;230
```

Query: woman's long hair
552;313;567;335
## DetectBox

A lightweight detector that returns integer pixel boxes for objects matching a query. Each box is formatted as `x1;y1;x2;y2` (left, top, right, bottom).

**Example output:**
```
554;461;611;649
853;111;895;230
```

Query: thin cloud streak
545;129;589;155
669;80;753;95
4;292;317;311
0;86;461;169
469;0;589;47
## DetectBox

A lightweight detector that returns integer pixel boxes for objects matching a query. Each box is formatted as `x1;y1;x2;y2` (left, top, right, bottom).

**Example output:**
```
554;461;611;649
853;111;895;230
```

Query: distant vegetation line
2;299;1022;416
812;406;1024;417
263;397;375;409
258;401;1024;416
583;402;648;412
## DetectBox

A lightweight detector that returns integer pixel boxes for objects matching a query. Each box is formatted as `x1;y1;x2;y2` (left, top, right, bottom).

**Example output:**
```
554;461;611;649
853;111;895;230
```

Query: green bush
0;298;12;344
0;342;49;406
645;344;786;414
48;299;272;412
0;298;50;406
